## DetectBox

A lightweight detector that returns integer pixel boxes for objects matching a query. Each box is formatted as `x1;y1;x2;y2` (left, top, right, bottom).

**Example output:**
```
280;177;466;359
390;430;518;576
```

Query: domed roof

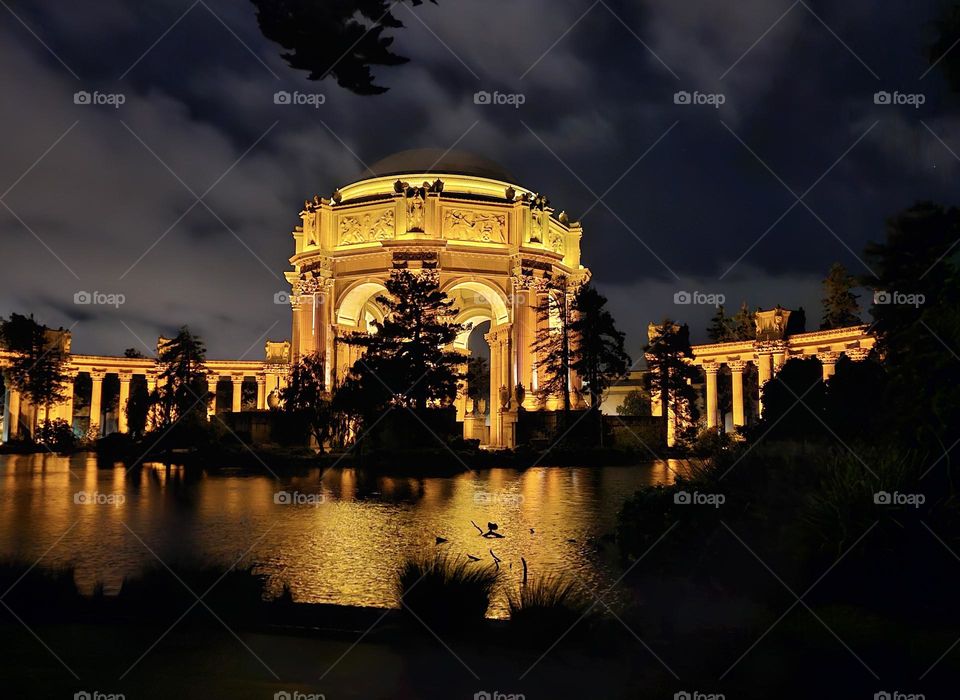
361;148;515;183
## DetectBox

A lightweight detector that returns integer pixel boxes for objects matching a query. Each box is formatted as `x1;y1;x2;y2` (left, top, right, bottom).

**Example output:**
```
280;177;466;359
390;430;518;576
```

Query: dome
361;148;515;183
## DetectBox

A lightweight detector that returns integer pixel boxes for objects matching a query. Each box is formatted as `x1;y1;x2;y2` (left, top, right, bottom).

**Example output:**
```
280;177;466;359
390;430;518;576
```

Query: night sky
1;0;956;359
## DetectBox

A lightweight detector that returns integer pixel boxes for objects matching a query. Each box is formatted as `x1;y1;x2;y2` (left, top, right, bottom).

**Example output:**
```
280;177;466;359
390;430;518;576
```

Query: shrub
396;553;498;631
507;575;590;640
35;418;76;452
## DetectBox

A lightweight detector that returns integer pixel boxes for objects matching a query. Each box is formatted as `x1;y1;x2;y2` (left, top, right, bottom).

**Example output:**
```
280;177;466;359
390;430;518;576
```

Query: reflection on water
0;454;684;617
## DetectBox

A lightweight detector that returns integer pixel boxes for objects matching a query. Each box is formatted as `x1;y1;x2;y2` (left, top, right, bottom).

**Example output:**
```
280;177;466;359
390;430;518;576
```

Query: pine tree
153;326;209;428
0;314;70;436
282;352;333;452
644;320;700;442
707;305;734;342
820;262;861;329
569;284;631;411
342;269;465;412
730;302;757;341
531;276;574;414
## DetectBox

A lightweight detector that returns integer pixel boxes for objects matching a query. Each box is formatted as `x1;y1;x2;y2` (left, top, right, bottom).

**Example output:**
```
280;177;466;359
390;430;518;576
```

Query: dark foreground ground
2;604;957;700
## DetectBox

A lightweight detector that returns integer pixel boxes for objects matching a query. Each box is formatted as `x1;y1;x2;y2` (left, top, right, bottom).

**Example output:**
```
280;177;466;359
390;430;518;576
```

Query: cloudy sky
1;0;957;359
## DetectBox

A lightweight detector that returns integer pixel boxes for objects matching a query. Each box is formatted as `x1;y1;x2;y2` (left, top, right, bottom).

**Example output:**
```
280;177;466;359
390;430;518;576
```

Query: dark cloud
1;0;957;358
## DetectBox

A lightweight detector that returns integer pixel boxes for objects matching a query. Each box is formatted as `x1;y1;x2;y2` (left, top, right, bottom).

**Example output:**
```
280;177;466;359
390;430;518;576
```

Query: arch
336;281;388;327
444;279;510;326
453;311;495;350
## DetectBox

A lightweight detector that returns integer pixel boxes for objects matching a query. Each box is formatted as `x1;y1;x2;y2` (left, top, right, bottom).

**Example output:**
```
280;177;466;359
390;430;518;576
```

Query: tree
643;320;700;443
123;347;146;359
465;356;489;407
707;305;735;342
617;388;651;416
282;353;333;452
152;327;210;429
252;0;436;95
342;270;465;414
730;302;757;341
531;276;574;414
569;284;631;411
0;313;70;437
863;202;960;444
125;380;150;439
759;357;827;440
928;4;960;93
820;263;861;329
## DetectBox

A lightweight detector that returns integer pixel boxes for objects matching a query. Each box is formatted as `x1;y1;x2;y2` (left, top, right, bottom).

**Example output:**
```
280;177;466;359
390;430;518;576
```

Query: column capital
845;348;870;362
727;360;747;372
230;375;244;384
703;361;720;375
118;371;134;382
89;369;107;381
207;374;220;384
817;351;840;364
255;375;266;385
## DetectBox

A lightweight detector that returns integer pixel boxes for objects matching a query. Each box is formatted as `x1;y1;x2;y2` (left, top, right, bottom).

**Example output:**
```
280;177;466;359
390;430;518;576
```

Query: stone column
256;376;267;410
818;351;839;381
117;372;132;433
486;328;503;446
290;297;302;365
231;376;243;413
728;361;747;427
145;371;158;431
89;370;105;437
58;371;76;431
512;280;538;409
704;363;719;430
207;375;219;418
4;376;21;441
756;352;773;418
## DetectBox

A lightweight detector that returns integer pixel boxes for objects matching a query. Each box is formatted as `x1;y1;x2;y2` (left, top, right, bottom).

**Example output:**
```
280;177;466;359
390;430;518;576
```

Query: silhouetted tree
928;4;960;92
570;284;631;411
730;302;757;341
644;320;699;442
465;356;489;406
820;263;861;329
252;0;436;95
123;347;147;359
532;276;574;415
282;353;333;452
863;201;960;444
152;327;209;429
759;357;827;440
125;380;150;439
616;388;651;416
707;304;735;342
0;313;70;437
341;269;464;414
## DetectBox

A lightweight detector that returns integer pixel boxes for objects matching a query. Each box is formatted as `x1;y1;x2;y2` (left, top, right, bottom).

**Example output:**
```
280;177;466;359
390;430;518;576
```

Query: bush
507;575;590;641
396;553;498;631
35;418;76;452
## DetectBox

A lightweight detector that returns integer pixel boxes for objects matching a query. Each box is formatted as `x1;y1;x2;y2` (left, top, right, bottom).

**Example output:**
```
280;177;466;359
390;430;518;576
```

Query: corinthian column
704;363;719;430
89;370;105;436
728;361;746;427
818;351;840;381
756;352;772;417
118;372;132;433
